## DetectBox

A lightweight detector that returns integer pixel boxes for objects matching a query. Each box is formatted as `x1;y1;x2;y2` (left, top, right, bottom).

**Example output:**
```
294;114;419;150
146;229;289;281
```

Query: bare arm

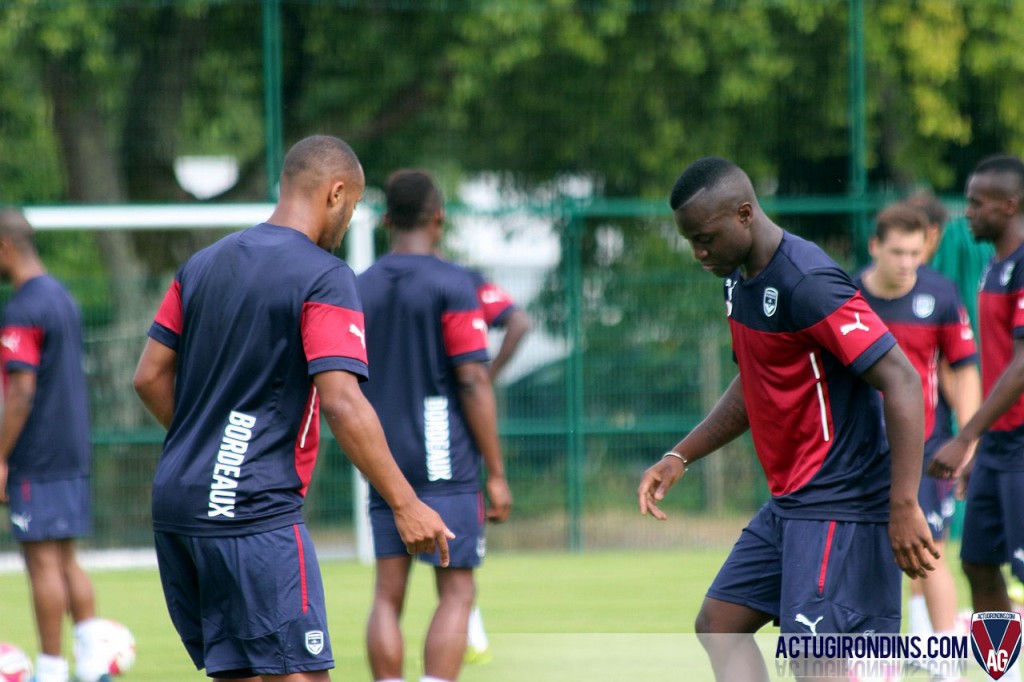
488;308;531;381
928;361;981;478
132;338;178;429
313;370;454;560
0;370;36;504
949;338;1024;445
638;375;748;520
454;361;512;522
860;345;937;578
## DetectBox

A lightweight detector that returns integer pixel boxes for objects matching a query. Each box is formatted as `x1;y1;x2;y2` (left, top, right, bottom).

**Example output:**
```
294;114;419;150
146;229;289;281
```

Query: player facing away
637;158;938;682
855;203;980;681
358;169;512;682
461;268;530;664
933;155;1024;682
0;210;113;682
133;136;452;682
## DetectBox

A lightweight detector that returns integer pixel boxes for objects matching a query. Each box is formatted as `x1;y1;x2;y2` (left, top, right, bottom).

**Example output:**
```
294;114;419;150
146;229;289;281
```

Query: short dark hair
385;169;443;231
281;135;361;191
972;154;1024;197
669;157;742;211
905;191;948;228
874;203;927;242
0;209;36;253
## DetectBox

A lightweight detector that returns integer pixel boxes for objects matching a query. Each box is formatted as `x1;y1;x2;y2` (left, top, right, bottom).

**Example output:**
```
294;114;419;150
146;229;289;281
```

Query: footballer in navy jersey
466;269;532;383
0;210;113;682
933;155;1024;609
360;169;511;682
856;203;981;643
134;136;451;681
639;159;935;679
358;254;490;502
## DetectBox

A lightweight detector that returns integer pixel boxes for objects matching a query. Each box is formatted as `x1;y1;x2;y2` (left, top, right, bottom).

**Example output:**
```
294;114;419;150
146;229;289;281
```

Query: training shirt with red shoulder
976;242;1024;469
357;254;488;506
146;223;369;537
854;266;978;442
0;275;90;481
727;232;897;522
467;269;518;329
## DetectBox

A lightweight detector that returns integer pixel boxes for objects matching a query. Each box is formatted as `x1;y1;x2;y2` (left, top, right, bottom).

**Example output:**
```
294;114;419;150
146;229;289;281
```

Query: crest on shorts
912;293;935;318
971;611;1022;680
763;287;779;317
305;630;325;656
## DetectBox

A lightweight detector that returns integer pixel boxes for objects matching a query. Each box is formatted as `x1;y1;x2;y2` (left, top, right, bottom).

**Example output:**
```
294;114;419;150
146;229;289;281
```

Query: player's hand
888;500;940;579
926;436;970;481
955;455;975;501
0;460;7;504
638;455;686;521
393;498;456;567
485;475;512;523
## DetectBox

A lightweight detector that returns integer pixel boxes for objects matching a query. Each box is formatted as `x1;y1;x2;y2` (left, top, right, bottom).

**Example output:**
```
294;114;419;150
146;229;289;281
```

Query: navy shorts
960;461;1024;581
920;438;957;541
7;476;91;542
707;504;901;634
153;523;333;678
371;492;484;568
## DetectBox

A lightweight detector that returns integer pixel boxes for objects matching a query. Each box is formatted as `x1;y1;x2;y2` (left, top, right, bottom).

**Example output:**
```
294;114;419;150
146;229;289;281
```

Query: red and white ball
0;643;32;682
92;619;136;676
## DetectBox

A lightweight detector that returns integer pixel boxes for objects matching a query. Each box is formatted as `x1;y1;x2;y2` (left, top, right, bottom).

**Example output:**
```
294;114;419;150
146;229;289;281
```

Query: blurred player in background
359;169;512;682
133;136;452;682
855;203;979;681
462;269;530;664
933;155;1024;682
0;210;111;682
638;157;936;682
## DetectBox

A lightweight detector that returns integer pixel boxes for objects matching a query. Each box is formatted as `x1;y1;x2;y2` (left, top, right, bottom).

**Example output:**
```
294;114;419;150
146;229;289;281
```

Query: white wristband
662;451;688;471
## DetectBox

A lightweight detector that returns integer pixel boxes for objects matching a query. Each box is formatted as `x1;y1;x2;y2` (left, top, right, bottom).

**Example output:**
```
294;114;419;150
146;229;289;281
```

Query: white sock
35;653;69;682
375;679;403;682
73;618;110;682
907;594;932;636
467;606;489;650
421;677;453;682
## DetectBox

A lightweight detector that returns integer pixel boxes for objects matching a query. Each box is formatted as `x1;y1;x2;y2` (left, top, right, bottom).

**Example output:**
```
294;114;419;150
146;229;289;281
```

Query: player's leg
21;539;71;682
960;461;1012;611
699;505;781;682
367;556;413;681
424;567;474;681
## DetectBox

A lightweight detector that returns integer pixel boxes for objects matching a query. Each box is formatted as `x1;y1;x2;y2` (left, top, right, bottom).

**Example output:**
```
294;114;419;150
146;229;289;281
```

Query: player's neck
994;218;1024;259
861;266;915;299
390;231;437;255
10;256;45;288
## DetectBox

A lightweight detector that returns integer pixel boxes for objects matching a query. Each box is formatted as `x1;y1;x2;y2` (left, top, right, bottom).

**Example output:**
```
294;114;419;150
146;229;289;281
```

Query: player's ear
327;180;346;208
736;201;754;226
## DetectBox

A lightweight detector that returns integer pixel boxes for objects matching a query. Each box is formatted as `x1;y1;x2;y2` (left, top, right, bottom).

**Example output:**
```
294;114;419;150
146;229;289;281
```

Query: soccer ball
0;643;32;682
91;619;136;676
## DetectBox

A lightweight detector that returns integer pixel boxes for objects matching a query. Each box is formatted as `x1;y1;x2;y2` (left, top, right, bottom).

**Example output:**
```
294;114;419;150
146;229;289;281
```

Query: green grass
0;547;992;681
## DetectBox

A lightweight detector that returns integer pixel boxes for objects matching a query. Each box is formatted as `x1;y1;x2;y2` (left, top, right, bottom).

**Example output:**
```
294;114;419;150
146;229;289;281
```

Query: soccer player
933;155;1024;667
462;269;530;664
855;203;980;680
133;136;452;682
637;157;937;682
0;210;111;682
359;169;512;682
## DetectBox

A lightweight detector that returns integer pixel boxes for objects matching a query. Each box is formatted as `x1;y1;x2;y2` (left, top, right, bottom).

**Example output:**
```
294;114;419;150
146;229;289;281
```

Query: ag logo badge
763;287;778;318
971;611;1022;680
305;630;325;655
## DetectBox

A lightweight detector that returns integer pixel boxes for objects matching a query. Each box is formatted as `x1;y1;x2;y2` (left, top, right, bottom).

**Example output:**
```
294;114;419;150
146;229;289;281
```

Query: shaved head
0;209;36;253
670;157;756;214
281;135;363;194
971;154;1024;205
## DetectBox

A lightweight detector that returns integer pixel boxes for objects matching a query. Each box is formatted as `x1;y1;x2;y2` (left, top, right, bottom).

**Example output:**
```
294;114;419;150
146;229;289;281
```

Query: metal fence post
564;212;585;552
262;0;284;201
848;0;870;265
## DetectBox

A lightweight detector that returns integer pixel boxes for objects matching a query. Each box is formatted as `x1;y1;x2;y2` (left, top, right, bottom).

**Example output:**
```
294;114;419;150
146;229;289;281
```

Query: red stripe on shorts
818;521;837;594
294;525;308;613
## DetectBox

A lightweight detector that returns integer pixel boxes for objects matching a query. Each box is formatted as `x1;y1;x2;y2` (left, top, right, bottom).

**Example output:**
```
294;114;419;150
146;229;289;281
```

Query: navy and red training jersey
147;223;369;536
855;266;978;442
467;269;518;328
726;232;897;522
976;242;1024;469
357;254;488;504
1;275;90;481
